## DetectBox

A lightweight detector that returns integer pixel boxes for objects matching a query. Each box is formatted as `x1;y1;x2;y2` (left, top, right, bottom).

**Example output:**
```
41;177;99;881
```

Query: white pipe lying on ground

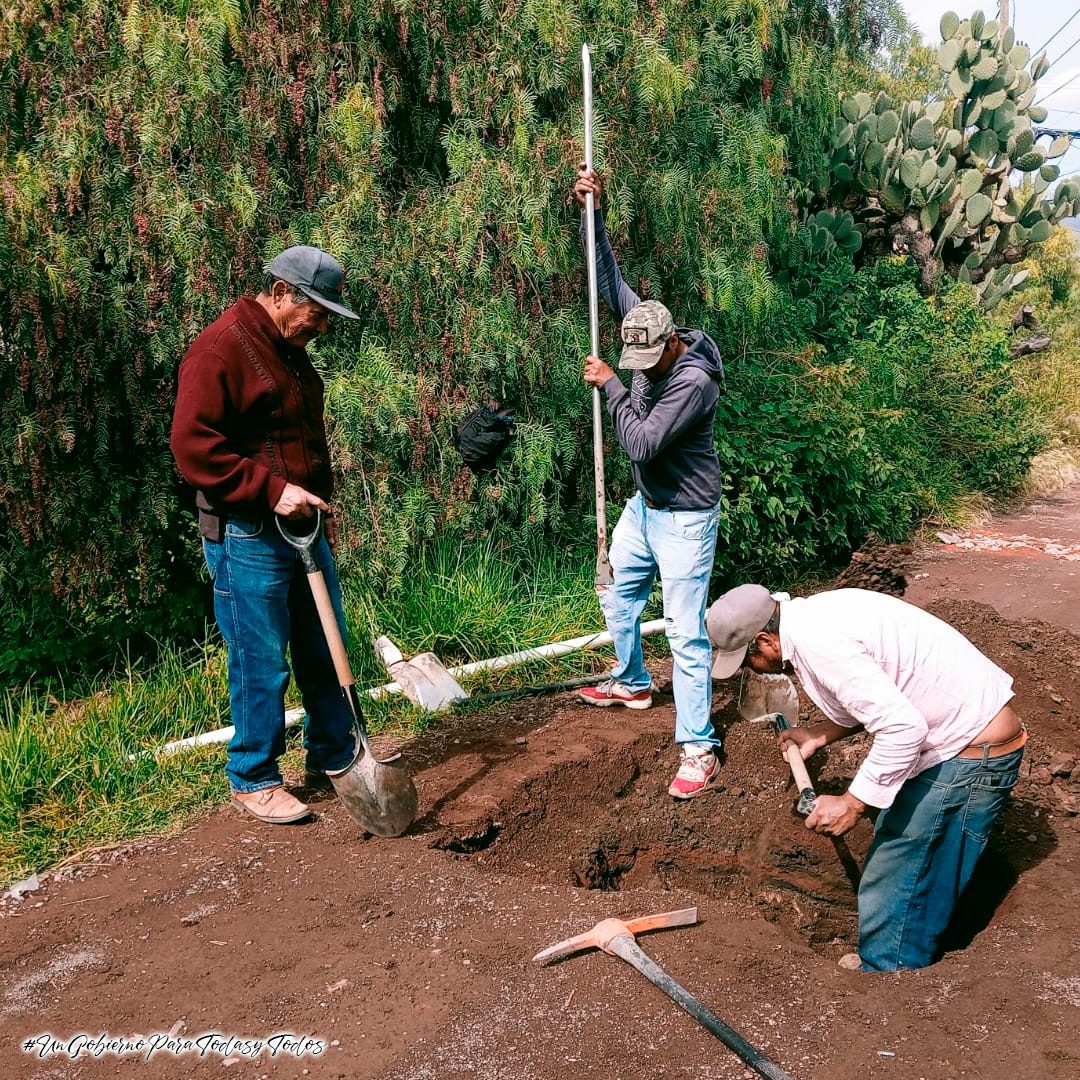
142;619;668;759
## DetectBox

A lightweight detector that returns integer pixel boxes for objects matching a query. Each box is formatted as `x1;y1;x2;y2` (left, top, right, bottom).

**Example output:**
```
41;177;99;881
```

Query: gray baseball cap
706;584;777;679
620;299;675;369
265;245;360;320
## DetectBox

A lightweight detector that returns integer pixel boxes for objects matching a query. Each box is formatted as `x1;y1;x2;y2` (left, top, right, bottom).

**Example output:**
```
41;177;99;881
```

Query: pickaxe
533;908;795;1080
752;715;862;889
766;712;818;816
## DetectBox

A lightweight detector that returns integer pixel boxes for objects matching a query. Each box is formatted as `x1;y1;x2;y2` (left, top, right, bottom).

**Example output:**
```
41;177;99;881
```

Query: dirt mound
831;536;914;596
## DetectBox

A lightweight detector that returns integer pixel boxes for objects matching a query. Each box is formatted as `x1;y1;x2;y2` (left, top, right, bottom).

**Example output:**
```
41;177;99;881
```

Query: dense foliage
0;0;1057;683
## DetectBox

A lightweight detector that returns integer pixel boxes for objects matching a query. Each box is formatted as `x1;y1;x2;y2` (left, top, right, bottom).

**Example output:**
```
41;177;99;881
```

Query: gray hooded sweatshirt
583;209;724;511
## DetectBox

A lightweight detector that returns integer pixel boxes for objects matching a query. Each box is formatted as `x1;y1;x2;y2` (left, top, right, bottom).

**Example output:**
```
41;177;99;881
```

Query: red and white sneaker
578;678;653;710
668;750;720;799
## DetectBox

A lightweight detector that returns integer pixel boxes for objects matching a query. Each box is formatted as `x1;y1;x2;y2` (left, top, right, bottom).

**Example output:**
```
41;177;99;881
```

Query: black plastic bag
454;404;516;474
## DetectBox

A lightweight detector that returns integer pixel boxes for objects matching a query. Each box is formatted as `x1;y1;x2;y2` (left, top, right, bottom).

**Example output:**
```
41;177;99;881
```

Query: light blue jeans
601;493;720;747
857;746;1024;971
203;517;356;793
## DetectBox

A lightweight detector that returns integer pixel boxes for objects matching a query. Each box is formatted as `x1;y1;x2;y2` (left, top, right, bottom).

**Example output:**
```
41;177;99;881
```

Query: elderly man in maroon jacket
171;246;360;824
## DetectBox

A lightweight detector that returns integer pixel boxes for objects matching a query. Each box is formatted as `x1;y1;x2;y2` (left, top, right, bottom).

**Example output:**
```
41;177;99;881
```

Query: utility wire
1034;8;1080;57
1042;32;1080;76
1036;68;1080;106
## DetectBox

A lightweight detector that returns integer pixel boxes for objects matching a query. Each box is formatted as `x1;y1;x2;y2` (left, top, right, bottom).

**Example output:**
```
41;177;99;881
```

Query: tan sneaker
231;785;311;824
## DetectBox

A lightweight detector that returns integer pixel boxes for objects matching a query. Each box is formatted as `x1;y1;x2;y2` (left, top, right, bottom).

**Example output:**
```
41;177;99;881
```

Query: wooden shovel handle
306;568;354;689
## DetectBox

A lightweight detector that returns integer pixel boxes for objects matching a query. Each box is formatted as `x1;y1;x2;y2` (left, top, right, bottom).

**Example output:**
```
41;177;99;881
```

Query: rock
1031;765;1054;786
1053;786;1079;816
1049;752;1076;778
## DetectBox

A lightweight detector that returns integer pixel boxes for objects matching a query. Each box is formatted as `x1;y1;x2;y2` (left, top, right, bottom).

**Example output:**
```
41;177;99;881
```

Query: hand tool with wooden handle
534;907;796;1080
276;511;418;836
581;42;613;591
769;712;818;816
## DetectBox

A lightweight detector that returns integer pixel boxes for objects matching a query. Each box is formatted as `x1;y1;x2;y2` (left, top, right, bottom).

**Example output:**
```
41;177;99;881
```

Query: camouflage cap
619;300;676;370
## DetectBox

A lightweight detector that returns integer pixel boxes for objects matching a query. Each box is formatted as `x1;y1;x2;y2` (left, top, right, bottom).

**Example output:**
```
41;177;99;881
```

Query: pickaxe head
766;711;790;735
532;907;698;964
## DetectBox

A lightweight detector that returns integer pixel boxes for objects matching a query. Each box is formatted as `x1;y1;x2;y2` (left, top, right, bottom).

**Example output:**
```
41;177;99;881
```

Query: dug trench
2;595;1079;1079
420;596;1077;964
423;696;866;957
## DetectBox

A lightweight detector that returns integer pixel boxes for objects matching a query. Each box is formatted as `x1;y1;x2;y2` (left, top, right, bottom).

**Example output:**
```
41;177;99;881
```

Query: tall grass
0;645;226;882
350;536;619;678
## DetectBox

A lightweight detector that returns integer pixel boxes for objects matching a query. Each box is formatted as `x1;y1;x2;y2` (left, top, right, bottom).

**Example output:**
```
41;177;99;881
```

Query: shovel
373;636;469;712
276;512;419;836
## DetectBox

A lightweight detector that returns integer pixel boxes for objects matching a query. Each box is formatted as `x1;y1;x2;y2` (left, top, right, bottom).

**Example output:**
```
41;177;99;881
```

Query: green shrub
0;1;1044;683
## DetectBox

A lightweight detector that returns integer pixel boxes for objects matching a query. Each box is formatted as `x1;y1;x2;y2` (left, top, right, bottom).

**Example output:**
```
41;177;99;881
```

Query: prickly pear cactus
827;9;1080;309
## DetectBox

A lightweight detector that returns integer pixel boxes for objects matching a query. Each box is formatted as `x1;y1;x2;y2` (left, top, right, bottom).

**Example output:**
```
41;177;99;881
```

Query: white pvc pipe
142;619;668;759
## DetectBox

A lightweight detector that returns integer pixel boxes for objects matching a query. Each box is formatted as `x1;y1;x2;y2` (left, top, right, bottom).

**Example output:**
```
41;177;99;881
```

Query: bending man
573;165;725;800
707;584;1026;971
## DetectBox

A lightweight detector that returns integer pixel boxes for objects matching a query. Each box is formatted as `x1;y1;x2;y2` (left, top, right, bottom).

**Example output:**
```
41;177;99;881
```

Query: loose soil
3;488;1080;1080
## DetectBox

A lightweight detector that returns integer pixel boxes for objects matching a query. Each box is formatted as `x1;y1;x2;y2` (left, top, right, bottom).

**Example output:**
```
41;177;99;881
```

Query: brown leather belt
955;726;1028;760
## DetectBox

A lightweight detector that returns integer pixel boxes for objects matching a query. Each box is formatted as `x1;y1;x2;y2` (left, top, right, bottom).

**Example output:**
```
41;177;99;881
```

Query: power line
1036;69;1080;106
1043;32;1080;76
1034;8;1080;56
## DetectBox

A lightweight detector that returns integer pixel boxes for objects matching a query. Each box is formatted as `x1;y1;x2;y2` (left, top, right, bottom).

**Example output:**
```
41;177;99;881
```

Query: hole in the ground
446;720;868;956
565;835;859;950
429;702;1046;964
432;821;501;854
570;836;639;890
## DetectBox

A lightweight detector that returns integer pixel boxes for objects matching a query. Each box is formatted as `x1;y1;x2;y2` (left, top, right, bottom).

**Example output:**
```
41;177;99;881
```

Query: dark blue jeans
203;517;356;793
857;746;1024;971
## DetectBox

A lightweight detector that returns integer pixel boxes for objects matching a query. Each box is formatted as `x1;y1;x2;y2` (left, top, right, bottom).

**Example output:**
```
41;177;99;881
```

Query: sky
900;1;1080;181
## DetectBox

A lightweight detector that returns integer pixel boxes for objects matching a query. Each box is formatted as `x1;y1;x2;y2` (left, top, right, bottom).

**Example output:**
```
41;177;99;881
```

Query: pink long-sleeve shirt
779;589;1015;809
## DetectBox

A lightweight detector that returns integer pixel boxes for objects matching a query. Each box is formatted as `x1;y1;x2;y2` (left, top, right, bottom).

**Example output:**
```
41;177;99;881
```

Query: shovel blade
404;653;469;711
328;750;419;837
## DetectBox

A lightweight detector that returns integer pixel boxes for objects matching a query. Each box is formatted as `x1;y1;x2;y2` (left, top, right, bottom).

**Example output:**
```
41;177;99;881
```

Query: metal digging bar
582;42;613;591
534;908;796;1080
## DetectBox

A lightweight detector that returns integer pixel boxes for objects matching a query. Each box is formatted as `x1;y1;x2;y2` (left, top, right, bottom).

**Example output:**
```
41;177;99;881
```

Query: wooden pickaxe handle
600;933;796;1080
771;713;817;816
783;743;815;797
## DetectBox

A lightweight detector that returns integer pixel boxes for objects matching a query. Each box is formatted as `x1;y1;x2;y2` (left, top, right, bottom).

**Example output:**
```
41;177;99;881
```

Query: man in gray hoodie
573;165;725;799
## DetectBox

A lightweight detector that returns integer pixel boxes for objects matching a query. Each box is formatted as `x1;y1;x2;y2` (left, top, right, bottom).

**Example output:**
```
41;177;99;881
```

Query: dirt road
3;487;1079;1080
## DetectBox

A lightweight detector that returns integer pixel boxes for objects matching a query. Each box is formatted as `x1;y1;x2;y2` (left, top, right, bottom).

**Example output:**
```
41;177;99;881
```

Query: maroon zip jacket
170;296;332;521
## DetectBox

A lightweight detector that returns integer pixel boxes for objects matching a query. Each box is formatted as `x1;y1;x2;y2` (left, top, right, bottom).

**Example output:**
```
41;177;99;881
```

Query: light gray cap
265;245;360;320
706;583;777;679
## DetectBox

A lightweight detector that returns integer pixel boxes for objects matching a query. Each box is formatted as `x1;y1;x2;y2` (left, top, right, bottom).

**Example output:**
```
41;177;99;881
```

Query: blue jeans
857;746;1024;971
601;493;720;747
203;517;356;793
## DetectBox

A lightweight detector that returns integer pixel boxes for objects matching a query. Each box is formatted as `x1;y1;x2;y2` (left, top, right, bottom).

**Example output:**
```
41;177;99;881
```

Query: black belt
643;498;671;511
